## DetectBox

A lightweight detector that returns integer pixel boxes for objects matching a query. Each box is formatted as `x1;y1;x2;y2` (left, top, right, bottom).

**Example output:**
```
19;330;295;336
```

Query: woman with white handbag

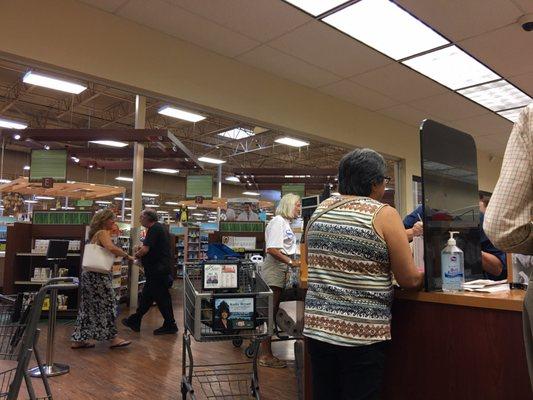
71;209;134;349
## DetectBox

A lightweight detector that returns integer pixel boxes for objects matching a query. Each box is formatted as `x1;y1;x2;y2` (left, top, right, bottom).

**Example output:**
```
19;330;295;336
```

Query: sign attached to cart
202;263;239;290
212;295;256;331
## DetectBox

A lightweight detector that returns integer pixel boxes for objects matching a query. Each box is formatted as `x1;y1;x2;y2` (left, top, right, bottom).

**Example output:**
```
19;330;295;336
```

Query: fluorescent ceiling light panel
23;165;30;171
151;168;179;174
124;207;132;210
457;80;532;112
90;140;128;148
35;196;54;200
402;45;500;90
284;0;348;16
114;197;131;201
144;204;160;208
225;176;241;182
115;176;134;182
95;200;112;204
158;106;205;123
165;201;179;205
0;117;27;130
24;200;38;204
63;206;76;210
187;206;197;210
274;137;310;147
156;210;168;214
142;192;159;197
198;156;226;164
242;191;260;196
497;107;524;123
192;213;204;217
218;128;254;140
23;71;86;94
0;179;11;184
323;0;449;60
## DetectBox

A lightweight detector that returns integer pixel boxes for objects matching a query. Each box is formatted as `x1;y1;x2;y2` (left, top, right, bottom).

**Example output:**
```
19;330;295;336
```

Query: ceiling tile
409;92;489;121
268;20;392;78
377;104;441;127
447;112;513;137
236;45;341;88
118;0;259;58
163;0;311;42
77;0;129;13
508;71;533;97
350;63;446;102
396;0;523;41
319;80;398;111
459;23;533;78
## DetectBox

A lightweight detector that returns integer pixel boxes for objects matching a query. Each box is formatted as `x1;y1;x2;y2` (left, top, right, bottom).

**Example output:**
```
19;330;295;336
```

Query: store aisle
32;285;298;400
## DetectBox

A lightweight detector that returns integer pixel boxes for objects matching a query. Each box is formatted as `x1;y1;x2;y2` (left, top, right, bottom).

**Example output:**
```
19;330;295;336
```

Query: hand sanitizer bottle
441;231;464;292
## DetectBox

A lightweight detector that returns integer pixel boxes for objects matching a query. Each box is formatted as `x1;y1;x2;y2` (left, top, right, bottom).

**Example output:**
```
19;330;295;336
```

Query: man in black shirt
122;209;178;335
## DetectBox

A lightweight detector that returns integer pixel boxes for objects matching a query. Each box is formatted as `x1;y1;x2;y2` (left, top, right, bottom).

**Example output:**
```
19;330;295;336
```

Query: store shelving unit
4;222;87;317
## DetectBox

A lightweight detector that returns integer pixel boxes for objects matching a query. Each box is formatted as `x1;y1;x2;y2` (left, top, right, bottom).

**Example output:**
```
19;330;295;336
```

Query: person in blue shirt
404;201;507;280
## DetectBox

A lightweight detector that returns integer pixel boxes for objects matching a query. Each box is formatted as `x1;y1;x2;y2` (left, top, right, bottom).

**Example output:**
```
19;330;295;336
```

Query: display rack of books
169;226;186;279
113;231;132;304
4;222;87;317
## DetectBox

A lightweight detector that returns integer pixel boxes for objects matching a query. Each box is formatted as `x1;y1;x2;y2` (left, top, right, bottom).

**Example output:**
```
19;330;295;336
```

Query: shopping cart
181;261;273;400
0;277;78;400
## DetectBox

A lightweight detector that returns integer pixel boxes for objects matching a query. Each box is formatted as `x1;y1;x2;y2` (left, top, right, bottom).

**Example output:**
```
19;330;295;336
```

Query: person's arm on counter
375;206;424;289
484;104;533;255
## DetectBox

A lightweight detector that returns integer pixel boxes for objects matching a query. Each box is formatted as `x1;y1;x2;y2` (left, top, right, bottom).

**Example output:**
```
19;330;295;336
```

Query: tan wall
0;0;503;214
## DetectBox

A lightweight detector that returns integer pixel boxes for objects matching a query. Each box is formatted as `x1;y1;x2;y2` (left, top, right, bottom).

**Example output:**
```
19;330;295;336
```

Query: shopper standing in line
304;149;423;400
71;209;133;349
122;209;178;335
483;103;533;389
259;193;301;368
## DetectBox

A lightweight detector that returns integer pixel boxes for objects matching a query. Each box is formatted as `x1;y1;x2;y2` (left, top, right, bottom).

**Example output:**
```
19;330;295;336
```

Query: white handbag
82;243;115;273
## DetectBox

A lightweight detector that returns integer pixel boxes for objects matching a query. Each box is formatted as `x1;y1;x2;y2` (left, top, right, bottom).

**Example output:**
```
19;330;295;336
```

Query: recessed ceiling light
457;80;532;112
225;176;240;182
497;107;524;123
115;176;133;182
158;106;205;123
402;45;500;90
198;156;226;164
242;191;260;196
165;201;180;205
44;145;50;150
284;0;348;16
23;165;30;171
0;117;27;130
90;140;128;148
218;128;254;140
142;192;159;197
23;71;86;94
71;157;80;163
323;0;449;60
274;137;310;148
151;168;179;174
35;196;54;200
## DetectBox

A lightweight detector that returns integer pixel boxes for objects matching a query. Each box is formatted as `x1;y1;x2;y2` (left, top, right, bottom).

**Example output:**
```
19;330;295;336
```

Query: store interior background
0;0;532;399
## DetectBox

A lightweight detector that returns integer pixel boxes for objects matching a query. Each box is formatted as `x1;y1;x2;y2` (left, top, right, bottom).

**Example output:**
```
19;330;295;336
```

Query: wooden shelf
16;252;81;257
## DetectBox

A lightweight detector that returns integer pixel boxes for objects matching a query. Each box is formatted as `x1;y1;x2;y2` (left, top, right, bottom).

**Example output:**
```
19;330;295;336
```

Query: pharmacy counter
303;289;531;399
381;289;531;400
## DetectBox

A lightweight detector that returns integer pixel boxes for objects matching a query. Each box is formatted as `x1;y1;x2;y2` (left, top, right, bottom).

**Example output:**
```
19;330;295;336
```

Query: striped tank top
303;196;392;347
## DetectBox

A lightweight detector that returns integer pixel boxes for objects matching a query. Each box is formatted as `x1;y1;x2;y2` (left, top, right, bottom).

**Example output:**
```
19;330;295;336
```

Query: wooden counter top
394;288;525;312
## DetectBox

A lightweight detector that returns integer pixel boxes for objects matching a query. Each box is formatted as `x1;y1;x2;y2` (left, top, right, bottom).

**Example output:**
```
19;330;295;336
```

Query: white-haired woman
259;193;301;368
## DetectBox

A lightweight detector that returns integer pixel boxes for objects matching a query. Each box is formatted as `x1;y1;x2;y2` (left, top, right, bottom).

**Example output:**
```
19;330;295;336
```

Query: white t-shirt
237;210;259;221
265;215;296;255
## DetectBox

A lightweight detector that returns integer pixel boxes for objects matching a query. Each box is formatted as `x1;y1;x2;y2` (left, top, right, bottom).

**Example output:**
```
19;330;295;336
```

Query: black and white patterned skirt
71;270;118;342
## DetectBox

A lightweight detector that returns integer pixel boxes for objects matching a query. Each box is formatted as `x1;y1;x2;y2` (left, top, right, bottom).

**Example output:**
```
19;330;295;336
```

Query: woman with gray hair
304;148;423;399
259;193;301;368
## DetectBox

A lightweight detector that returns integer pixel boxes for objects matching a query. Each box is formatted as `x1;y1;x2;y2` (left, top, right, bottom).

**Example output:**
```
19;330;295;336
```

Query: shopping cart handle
44;276;80;290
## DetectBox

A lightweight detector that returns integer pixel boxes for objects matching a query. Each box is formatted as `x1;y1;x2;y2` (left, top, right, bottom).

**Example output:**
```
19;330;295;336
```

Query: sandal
110;339;131;349
258;357;287;369
71;342;95;349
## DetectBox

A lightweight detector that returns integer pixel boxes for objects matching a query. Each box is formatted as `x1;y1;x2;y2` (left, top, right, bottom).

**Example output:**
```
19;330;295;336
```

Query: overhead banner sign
281;184;305;199
186;175;213;199
29;150;67;183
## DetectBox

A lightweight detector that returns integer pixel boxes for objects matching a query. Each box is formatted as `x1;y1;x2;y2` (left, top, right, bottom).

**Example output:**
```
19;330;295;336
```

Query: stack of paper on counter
463;279;510;293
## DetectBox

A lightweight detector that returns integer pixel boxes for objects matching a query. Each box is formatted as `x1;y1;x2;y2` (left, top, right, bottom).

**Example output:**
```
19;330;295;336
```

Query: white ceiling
77;0;533;156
